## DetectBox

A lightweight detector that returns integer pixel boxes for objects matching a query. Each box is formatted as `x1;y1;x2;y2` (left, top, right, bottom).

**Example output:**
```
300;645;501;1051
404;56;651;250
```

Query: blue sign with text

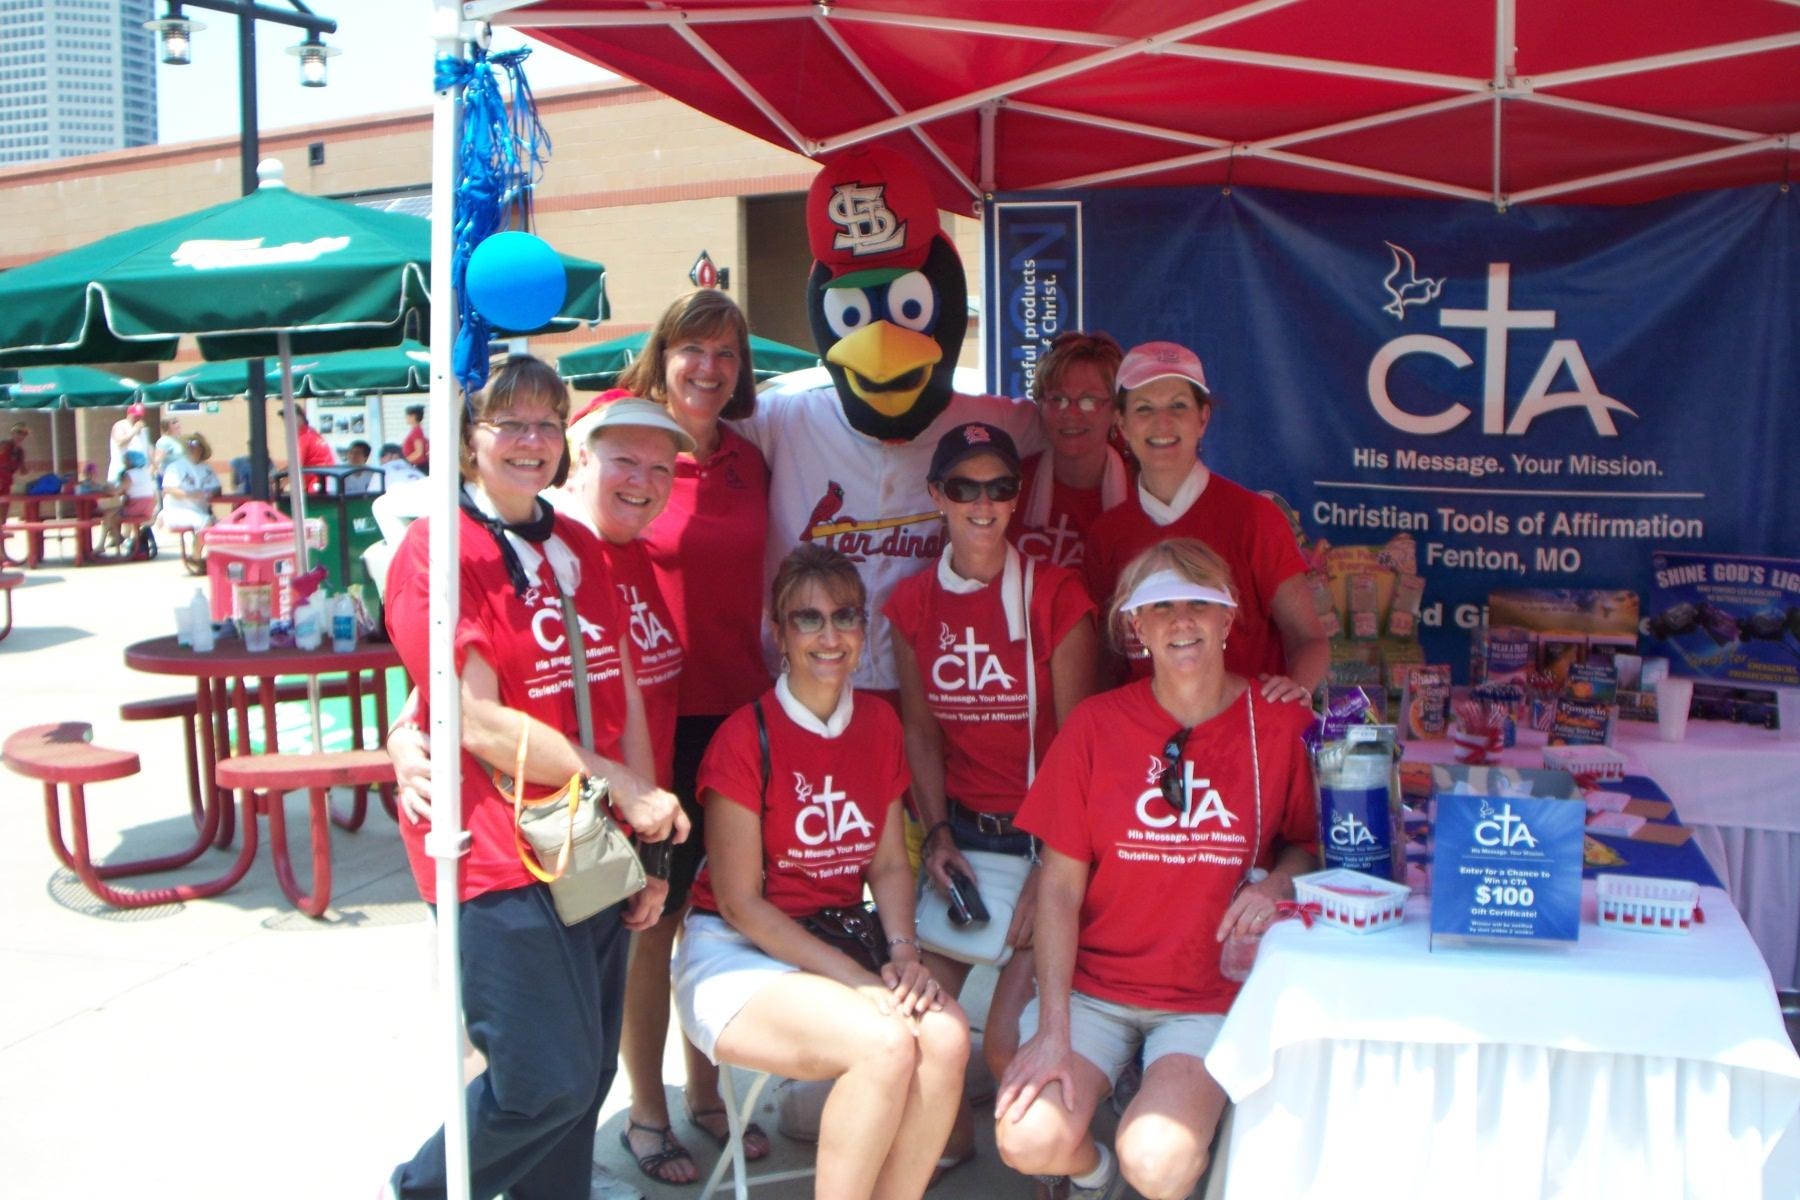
1431;792;1584;943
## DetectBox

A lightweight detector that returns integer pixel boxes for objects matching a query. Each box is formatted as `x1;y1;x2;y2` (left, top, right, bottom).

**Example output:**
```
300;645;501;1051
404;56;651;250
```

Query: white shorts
159;507;212;533
672;911;799;1063
1019;991;1225;1087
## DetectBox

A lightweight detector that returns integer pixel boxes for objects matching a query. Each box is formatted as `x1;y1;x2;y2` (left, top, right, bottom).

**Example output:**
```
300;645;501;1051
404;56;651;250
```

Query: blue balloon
465;231;567;331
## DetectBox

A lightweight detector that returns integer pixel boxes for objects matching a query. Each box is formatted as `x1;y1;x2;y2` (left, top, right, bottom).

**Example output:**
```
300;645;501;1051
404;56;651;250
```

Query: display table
1206;884;1800;1199
1403;719;1800;988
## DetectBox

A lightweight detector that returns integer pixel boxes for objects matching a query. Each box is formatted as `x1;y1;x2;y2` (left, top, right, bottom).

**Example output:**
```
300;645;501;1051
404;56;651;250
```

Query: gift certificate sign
1431;793;1584;944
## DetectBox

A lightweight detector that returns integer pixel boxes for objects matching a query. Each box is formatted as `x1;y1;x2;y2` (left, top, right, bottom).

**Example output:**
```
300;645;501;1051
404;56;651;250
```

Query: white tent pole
428;3;472;1198
278;332;309;576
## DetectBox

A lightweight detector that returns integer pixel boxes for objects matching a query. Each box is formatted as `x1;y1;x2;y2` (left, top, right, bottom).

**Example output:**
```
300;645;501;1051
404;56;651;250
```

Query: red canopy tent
473;0;1798;211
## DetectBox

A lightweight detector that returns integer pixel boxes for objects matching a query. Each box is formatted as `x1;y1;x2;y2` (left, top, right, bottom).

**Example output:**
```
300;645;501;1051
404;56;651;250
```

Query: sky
155;2;613;145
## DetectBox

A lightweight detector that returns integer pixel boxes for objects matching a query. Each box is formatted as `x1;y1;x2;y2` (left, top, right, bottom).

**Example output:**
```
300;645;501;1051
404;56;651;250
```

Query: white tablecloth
1407;719;1800;988
1205;885;1800;1200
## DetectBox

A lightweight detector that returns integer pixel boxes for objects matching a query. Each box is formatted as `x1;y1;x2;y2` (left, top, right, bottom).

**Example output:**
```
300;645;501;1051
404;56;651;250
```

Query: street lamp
145;1;339;500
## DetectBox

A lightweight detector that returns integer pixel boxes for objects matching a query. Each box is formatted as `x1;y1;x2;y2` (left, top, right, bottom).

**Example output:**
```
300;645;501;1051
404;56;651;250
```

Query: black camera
637;837;675;881
945;868;990;927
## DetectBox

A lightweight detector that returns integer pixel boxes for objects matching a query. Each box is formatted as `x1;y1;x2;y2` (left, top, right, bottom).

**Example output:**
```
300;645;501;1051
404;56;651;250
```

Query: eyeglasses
1161;727;1192;815
785;605;867;634
477;418;563;442
1041;393;1112;414
939;475;1021;504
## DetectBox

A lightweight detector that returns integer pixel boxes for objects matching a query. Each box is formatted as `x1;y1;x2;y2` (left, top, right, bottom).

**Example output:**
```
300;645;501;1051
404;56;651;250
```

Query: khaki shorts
1020;990;1225;1086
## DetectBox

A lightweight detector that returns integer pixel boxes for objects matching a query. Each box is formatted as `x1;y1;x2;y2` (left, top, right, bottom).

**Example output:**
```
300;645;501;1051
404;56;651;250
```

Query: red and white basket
1595;875;1699;934
1543;744;1627;782
1293;868;1410;934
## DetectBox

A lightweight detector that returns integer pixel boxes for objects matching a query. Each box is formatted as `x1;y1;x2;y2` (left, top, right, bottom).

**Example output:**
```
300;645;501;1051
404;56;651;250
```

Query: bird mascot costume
738;144;1043;694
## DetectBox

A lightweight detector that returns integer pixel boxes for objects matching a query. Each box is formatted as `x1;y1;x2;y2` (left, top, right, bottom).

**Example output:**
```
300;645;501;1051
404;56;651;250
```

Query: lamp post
147;2;339;500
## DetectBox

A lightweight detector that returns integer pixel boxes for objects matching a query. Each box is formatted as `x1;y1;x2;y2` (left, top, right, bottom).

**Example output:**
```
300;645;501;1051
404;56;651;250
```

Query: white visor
1120;569;1237;613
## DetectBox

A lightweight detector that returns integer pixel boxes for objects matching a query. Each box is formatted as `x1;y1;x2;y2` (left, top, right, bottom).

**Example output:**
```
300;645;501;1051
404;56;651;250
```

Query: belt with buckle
948;800;1018;837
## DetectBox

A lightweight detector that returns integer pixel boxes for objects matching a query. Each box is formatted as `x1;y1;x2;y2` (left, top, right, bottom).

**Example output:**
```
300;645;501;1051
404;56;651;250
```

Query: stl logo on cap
962;424;991;445
807;145;939;280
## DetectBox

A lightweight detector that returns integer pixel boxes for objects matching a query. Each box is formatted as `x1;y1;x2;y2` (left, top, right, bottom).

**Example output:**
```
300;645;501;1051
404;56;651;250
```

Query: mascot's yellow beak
826;322;944;418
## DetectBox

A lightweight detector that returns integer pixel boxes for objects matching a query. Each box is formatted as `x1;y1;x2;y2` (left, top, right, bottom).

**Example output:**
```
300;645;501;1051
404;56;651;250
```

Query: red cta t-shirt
1084;474;1308;681
884;558;1094;814
1016;680;1316;1013
640;422;773;716
386;510;630;904
598;537;683;788
1014;454;1107;572
689;691;910;919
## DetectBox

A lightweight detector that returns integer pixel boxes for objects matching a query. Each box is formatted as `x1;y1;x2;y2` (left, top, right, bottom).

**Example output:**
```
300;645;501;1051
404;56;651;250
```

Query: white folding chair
700;1068;816;1200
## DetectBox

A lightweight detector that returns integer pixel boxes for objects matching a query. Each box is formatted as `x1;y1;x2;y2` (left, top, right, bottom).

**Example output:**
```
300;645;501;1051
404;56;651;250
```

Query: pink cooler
201;501;298;622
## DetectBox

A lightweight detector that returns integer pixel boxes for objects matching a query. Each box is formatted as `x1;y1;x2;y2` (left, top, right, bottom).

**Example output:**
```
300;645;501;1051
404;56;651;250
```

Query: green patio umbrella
557;330;817;390
0;365;142;409
0;168;606;369
141;341;432;402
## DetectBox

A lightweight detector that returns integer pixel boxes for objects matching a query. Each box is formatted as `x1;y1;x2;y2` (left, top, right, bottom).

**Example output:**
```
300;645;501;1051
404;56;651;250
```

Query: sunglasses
1042;393;1112;414
939;475;1021;504
478;418;564;442
1161;727;1192;815
785;605;867;634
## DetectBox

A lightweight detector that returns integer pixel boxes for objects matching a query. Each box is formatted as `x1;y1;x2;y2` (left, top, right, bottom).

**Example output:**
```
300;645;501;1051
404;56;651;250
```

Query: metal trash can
274;466;386;630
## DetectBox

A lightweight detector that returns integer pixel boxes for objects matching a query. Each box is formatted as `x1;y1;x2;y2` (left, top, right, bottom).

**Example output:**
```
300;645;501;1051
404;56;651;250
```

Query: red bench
0;518;101;568
215;750;396;917
4;721;235;910
0;570;19;640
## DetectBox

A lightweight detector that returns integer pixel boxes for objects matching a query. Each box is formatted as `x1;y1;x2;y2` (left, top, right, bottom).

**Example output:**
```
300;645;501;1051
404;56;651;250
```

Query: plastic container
1543;744;1627;782
201;501;298;623
1595;875;1699;933
1294;868;1411;934
330;591;357;654
1314;725;1403;882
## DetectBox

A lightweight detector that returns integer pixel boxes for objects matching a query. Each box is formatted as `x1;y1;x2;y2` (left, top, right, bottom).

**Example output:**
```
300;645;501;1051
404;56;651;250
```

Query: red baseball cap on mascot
806;144;941;289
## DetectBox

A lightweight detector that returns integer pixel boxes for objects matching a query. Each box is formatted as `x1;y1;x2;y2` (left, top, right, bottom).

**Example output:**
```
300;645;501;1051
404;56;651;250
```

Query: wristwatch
636;836;675;880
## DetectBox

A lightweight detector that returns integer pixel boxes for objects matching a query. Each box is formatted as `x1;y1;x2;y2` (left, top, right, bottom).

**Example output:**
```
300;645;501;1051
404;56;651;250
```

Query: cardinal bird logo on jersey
801;482;847;541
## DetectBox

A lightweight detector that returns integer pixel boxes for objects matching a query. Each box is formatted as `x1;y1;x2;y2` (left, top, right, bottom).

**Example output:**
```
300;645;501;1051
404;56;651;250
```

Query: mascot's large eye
884;272;936;332
822;288;873;339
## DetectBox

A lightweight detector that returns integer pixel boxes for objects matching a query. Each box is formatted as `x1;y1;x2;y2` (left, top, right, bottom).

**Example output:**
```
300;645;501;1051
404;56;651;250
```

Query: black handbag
756;702;889;974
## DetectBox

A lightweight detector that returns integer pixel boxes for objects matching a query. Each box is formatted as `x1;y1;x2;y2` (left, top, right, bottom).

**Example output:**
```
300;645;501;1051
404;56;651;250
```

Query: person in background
1015;332;1130;572
674;544;969;1200
159;434;221;534
108;402;151;483
152;416;185;481
608;288;776;1179
403;403;429;471
381;355;686;1200
100;448;157;552
0;423;27;520
886;422;1099;1176
1082;342;1327;703
284;403;338;497
343;440;377;495
74;463;106;496
996;539;1317;1200
380;442;424;486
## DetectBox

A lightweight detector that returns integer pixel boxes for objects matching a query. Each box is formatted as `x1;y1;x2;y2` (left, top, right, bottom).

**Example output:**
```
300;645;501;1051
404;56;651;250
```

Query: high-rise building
0;0;158;165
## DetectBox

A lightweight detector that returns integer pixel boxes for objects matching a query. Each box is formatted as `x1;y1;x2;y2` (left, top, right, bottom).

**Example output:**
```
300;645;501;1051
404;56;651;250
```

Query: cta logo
931;624;1016;692
531;603;605;653
1473;799;1538;849
1017;512;1083;568
1135;756;1236;830
1369;262;1636;437
618;583;674;653
1329;811;1378;847
792;772;875;845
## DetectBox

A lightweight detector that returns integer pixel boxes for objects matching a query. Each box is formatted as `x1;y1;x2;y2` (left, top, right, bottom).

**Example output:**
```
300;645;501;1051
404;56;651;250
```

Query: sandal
619;1119;699;1185
685;1105;771;1162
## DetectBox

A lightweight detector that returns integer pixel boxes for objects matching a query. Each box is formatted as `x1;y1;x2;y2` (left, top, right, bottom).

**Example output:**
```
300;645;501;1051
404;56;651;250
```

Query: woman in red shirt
381;356;686;1200
674;545;969;1200
886;422;1098;1170
995;538;1317;1200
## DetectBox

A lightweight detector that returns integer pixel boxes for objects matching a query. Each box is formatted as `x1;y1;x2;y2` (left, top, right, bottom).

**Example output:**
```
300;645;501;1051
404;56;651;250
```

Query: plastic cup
1220;933;1262;983
234;582;273;653
1777;689;1800;741
1655;677;1694;742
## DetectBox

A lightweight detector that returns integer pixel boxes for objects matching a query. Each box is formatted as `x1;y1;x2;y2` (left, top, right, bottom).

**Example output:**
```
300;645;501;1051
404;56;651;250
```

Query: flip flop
685;1106;772;1162
619;1119;699;1186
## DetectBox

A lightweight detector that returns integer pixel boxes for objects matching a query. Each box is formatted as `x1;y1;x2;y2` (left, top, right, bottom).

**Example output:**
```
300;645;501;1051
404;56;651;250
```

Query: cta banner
985;187;1800;672
1432;791;1585;944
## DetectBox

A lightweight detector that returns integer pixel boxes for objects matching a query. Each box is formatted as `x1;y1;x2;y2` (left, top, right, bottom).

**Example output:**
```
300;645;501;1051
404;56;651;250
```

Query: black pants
394;884;630;1200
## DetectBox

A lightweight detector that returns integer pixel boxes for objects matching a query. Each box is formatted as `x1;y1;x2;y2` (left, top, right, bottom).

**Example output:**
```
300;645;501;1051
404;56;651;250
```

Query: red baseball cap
1117;341;1210;395
806;144;940;288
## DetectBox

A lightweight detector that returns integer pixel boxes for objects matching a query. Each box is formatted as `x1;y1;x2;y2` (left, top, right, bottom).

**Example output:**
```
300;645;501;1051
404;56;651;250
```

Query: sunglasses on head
785;605;867;634
1161;726;1192;815
938;475;1021;504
